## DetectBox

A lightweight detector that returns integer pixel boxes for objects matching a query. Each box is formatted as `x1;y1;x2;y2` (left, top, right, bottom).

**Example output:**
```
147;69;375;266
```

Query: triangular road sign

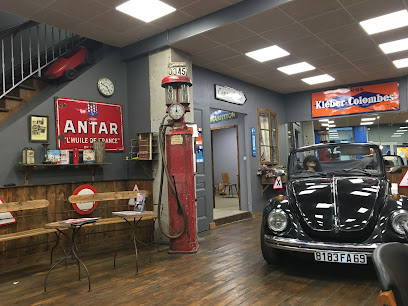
0;197;17;226
128;184;140;206
273;176;283;189
399;169;408;187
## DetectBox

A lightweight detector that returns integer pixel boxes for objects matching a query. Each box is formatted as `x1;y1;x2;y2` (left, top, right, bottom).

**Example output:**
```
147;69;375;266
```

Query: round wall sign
0;197;16;226
72;184;98;215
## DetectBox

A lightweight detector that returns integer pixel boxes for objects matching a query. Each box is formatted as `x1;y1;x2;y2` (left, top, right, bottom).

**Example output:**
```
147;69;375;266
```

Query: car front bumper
264;234;381;256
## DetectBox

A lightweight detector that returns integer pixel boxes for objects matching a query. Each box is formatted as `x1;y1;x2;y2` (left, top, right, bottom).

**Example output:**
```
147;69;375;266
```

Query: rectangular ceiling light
391;135;402;137
116;0;176;22
245;45;290;62
302;74;335;85
360;10;408;35
361;117;376;121
379;38;408;54
328;124;336;128
319;119;329;122
393;58;408;68
360;122;375;125
400;126;408;129
277;62;315;75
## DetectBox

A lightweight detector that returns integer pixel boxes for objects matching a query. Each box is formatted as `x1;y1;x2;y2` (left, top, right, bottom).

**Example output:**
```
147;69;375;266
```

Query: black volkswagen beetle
261;143;407;265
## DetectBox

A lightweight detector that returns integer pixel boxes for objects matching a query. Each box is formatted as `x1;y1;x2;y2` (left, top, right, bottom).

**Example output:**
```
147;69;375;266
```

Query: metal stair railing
0;22;85;100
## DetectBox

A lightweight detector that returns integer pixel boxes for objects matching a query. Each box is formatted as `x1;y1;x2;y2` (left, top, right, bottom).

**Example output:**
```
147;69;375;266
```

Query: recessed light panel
360;10;408;35
393;58;408;68
361;117;376;121
116;0;176;23
301;74;335;85
360;122;375;125
379;38;408;54
245;45;290;62
277;62;315;75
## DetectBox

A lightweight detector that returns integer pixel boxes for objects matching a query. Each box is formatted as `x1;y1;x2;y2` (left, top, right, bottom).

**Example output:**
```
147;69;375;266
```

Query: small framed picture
29;115;49;142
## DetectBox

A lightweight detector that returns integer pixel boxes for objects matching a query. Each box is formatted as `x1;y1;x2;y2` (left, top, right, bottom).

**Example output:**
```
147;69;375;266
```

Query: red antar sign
56;97;124;151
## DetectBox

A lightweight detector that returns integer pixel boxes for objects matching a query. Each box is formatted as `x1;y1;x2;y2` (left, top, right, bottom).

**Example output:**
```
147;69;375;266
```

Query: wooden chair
221;173;238;197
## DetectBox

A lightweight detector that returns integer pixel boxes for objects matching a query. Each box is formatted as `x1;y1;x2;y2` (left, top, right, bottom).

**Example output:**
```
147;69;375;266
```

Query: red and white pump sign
56;97;124;151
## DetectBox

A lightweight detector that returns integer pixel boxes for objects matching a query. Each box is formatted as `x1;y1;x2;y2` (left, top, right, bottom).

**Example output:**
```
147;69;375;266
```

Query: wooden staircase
0;77;48;123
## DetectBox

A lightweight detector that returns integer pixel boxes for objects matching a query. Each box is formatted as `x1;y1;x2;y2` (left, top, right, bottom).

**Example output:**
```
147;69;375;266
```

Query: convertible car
261;143;406;265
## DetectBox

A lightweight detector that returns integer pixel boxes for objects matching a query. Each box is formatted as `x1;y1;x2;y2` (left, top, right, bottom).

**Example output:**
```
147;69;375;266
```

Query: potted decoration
257;164;275;184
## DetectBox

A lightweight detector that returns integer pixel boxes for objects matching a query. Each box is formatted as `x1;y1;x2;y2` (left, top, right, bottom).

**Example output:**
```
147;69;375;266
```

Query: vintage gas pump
157;74;198;253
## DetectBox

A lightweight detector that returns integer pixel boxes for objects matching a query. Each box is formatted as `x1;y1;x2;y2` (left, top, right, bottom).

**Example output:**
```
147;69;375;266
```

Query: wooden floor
0;214;380;305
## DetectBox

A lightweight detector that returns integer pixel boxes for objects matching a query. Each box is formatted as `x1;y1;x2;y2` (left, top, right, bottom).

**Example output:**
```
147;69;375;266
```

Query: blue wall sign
210;110;237;124
251;127;256;157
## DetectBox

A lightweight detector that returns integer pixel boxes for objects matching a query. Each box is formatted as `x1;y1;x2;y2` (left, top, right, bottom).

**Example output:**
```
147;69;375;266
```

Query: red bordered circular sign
72;184;98;215
0;197;17;226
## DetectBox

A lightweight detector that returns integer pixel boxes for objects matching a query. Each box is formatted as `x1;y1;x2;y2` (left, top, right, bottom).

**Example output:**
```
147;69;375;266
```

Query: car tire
260;225;281;264
85;53;96;65
65;68;77;81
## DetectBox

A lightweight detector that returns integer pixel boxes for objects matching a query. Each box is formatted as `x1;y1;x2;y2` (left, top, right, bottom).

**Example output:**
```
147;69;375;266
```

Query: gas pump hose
157;115;187;239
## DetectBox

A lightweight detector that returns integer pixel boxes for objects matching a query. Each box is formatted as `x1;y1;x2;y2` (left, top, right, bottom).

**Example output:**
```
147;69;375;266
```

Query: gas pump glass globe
166;85;175;105
178;83;189;104
168;103;185;120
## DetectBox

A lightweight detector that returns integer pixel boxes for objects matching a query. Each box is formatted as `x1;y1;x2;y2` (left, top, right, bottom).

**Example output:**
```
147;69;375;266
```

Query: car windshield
288;144;384;177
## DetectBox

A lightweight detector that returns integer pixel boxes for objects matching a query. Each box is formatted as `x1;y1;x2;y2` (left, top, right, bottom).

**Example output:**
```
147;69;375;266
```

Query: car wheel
65;68;77;81
85;53;96;65
260;225;281;264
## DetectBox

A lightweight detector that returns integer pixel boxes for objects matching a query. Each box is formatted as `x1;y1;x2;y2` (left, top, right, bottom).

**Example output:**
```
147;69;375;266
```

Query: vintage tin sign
55;97;124;151
311;81;399;118
210;110;237;124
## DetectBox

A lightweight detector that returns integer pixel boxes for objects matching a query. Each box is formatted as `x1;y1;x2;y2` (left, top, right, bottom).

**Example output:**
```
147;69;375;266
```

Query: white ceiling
2;0;408;94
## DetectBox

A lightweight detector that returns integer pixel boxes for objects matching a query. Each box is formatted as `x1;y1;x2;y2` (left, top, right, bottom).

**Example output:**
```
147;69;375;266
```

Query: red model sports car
45;46;94;80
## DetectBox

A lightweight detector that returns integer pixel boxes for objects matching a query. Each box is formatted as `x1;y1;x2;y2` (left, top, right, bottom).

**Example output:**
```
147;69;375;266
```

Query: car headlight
267;209;288;232
391;210;408;235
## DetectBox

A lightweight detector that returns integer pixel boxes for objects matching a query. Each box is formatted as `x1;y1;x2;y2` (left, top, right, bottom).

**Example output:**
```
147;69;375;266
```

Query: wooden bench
64;190;157;252
0;199;64;243
67;190;157;225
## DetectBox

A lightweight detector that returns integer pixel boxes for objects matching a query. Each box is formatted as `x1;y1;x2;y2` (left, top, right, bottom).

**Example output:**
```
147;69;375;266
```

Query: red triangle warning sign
273;176;283;189
0;197;17;226
399;169;408;187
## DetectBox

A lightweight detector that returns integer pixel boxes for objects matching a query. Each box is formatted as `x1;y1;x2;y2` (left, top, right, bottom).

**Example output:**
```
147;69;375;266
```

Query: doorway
211;125;241;220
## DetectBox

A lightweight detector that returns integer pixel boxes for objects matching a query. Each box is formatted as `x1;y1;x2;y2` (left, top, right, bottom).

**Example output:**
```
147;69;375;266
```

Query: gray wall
284;76;408;124
0;47;150;186
212;127;238;186
126;55;152;179
193;66;287;212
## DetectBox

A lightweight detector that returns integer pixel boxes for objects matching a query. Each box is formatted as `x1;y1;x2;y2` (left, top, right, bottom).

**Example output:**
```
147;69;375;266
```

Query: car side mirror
388;166;402;174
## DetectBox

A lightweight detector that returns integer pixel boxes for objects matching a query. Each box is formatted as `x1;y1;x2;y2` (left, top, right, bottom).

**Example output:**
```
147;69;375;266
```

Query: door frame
210;125;241;209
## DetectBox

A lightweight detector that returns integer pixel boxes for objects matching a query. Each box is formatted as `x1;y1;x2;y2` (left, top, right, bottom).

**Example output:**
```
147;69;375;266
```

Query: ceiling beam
121;0;291;61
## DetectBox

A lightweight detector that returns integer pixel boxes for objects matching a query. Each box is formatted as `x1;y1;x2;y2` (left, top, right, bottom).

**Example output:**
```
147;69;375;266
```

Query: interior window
257;108;279;165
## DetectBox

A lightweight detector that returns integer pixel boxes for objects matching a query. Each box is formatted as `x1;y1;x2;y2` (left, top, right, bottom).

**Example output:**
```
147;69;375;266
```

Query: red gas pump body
166;127;198;253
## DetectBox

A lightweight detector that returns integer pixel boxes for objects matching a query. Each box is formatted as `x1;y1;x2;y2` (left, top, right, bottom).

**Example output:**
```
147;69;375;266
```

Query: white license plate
314;251;367;264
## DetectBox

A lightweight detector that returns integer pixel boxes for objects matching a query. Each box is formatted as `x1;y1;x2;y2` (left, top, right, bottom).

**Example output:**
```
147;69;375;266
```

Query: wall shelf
18;163;111;185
